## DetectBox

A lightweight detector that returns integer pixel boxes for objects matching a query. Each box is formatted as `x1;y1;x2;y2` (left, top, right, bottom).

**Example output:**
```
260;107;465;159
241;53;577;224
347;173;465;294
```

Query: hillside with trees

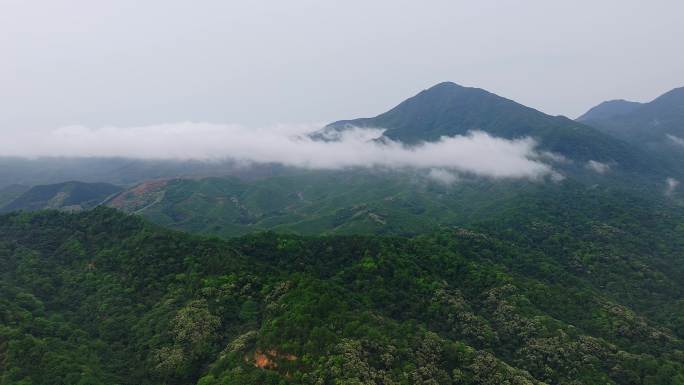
2;203;684;384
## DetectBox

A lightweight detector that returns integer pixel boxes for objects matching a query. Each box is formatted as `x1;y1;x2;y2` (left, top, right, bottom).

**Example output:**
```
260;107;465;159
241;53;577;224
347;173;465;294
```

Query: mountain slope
328;82;573;143
1;181;122;212
2;208;684;384
579;86;684;176
0;184;29;208
102;171;559;237
580;86;684;146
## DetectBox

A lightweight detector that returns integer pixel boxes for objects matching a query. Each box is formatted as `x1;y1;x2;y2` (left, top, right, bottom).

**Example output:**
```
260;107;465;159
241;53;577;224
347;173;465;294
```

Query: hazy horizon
2;0;683;134
2;1;683;181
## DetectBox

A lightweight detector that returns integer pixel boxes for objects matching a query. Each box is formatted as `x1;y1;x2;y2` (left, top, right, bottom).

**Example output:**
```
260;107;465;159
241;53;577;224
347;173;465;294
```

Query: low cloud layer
666;177;680;196
667;134;684;147
427;169;460;185
1;123;556;179
586;160;611;174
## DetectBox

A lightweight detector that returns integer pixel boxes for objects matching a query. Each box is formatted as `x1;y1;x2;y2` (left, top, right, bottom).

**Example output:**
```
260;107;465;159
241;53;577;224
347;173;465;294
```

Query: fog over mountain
0;122;553;179
2;80;679;185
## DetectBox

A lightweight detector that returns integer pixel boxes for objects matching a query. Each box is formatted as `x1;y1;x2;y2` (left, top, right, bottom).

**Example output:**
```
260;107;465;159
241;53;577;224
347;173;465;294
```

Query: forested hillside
103;172;538;237
579;87;684;145
0;186;28;209
0;181;121;213
2;206;684;385
579;86;684;175
97;171;679;240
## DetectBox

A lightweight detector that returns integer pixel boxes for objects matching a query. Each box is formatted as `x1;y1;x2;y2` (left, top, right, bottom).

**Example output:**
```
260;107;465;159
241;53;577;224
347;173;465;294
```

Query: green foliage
1;206;684;384
95;166;684;240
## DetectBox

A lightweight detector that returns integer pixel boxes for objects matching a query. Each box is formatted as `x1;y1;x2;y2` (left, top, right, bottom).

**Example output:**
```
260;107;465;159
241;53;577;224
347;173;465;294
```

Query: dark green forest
2;185;684;385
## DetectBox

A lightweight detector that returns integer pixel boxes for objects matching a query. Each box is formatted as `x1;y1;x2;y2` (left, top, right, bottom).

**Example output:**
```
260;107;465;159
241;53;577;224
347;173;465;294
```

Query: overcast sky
1;0;683;132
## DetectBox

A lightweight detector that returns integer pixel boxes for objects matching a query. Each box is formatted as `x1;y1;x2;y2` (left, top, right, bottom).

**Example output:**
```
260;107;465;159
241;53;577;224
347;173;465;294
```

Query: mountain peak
413;81;488;100
577;99;643;122
326;81;554;145
425;81;465;90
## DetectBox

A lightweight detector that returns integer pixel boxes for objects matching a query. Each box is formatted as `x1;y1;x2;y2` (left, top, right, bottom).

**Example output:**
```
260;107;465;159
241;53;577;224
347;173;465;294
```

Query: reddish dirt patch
253;351;275;369
108;179;171;208
129;179;170;195
251;349;297;370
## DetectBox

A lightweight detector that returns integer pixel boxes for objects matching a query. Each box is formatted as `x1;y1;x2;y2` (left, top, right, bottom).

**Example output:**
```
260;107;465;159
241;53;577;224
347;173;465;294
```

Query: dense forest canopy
2;193;684;385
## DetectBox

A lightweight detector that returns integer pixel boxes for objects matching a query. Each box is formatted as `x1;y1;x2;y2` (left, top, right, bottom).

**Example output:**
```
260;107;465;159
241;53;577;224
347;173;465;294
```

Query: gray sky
1;0;683;132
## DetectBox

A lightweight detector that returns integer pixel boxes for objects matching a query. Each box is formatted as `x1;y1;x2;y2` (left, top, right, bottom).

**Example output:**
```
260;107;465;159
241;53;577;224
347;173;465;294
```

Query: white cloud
536;151;571;164
427;169;460;184
667;134;684;147
586;160;611;174
0;123;555;179
666;177;680;196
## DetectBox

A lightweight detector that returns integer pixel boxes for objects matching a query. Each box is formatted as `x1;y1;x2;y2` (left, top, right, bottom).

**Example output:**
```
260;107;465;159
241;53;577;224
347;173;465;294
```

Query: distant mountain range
578;86;684;144
0;184;29;208
0;181;121;213
4;82;684;233
324;82;679;185
0;157;290;190
3;82;682;191
578;86;684;178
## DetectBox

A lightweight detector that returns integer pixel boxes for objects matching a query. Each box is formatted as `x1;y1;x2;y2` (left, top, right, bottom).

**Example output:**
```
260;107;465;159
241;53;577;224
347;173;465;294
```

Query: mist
666;177;680;196
667;134;684;147
586;160;611;174
0;123;554;179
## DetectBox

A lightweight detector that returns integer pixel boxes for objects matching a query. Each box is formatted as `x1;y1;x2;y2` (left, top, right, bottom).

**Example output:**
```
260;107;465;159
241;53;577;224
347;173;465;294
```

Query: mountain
3;82;680;238
577;99;643;122
97;165;681;240
0;184;29;208
2;207;684;384
84;83;684;237
1;181;122;212
103;171;593;237
579;86;684;147
324;82;669;182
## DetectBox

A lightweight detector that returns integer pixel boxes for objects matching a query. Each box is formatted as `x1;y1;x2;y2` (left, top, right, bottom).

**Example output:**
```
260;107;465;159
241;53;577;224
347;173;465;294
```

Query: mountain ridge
578;86;684;176
577;99;643;122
